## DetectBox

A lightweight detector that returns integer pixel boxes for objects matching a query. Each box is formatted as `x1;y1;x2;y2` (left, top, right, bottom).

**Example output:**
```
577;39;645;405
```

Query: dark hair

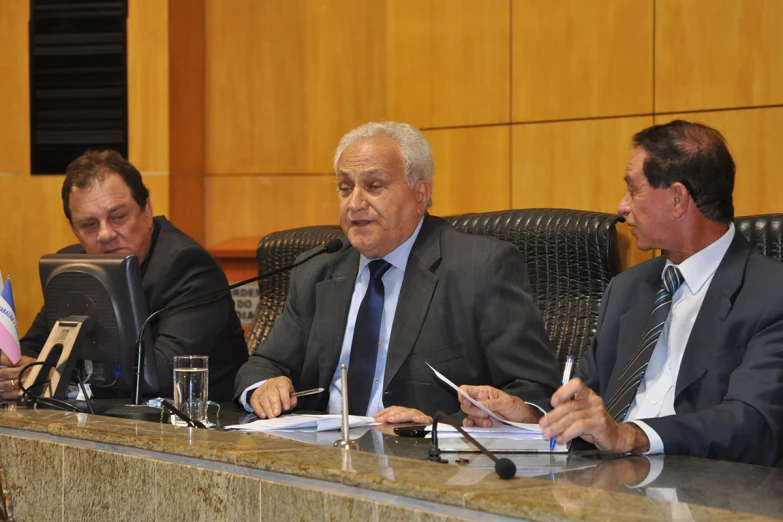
632;120;735;223
62;150;150;222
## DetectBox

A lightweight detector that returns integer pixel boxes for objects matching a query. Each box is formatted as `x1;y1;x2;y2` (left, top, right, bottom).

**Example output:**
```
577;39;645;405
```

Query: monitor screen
36;253;158;398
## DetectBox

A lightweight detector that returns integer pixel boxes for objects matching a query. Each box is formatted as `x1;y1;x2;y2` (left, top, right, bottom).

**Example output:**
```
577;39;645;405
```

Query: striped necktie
605;265;684;422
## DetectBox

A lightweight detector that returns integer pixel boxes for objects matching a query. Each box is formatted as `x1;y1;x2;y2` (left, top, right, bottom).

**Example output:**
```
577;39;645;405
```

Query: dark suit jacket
577;232;783;466
234;214;560;415
21;216;248;401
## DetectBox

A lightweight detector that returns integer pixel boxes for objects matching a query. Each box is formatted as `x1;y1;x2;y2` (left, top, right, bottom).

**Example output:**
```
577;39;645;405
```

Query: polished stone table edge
0;424;525;522
0;409;778;522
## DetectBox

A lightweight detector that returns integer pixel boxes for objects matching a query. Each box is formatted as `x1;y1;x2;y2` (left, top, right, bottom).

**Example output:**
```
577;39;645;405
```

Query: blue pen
550;355;576;451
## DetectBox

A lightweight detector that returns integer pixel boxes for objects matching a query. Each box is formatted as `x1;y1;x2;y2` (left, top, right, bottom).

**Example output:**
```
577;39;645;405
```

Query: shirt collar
664;222;735;294
357;216;424;277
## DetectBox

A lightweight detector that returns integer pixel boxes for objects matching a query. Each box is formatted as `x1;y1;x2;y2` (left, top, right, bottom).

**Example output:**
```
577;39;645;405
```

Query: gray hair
333;121;435;189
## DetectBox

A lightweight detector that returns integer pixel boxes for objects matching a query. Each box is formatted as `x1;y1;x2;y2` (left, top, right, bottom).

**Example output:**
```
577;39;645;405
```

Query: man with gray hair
235;121;559;423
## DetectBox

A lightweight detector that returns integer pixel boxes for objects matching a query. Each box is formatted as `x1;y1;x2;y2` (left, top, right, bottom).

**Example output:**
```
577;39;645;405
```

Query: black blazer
234;214;560;415
578;232;783;466
21;216;248;401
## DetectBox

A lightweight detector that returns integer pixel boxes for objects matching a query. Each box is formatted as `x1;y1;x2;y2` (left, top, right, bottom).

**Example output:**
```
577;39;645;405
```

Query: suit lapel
314;248;359;390
383;216;441;389
676;233;749;397
602;258;665;400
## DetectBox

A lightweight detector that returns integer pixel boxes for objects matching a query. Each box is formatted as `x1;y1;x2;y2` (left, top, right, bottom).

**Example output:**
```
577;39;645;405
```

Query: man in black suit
234;121;559;423
460;120;783;466
0;151;247;401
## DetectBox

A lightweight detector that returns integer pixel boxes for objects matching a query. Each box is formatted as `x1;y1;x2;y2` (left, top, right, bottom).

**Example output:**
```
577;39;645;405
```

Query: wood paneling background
655;0;783;113
386;0;511;128
197;0;782;255
511;0;653;122
2;0;782;331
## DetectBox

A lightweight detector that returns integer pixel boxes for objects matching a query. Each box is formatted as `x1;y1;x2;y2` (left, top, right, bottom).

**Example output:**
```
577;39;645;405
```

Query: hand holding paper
426;363;541;431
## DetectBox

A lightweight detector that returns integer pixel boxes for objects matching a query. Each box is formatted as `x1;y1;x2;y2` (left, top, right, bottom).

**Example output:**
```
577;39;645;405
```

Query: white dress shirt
240;218;423;415
627;224;735;453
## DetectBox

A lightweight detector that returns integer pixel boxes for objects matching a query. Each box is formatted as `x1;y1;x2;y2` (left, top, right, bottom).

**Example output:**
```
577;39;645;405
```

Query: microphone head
617;215;627;223
495;458;516;480
324;238;344;253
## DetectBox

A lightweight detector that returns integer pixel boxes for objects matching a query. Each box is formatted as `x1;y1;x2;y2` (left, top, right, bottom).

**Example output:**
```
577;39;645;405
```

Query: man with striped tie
460;120;783;466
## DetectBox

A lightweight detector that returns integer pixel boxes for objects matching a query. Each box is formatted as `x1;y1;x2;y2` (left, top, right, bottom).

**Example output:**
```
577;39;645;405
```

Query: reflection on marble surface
554;454;783;520
1;405;782;522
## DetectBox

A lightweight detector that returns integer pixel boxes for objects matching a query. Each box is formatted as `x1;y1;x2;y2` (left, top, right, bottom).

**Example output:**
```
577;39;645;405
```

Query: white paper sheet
224;414;377;432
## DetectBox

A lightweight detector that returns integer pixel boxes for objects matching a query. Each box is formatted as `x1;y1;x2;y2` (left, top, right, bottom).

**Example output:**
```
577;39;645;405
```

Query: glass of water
172;355;209;427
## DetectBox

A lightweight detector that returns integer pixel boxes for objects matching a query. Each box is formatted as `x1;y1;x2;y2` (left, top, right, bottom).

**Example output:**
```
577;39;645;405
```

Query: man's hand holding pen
540;378;650;454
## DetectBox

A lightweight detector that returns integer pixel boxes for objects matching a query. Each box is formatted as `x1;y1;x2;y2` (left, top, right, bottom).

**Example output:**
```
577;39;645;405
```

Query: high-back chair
733;214;783;261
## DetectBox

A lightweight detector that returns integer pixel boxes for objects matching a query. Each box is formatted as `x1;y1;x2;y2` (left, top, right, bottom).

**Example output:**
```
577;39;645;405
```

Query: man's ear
415;180;433;211
671;183;689;217
143;198;154;226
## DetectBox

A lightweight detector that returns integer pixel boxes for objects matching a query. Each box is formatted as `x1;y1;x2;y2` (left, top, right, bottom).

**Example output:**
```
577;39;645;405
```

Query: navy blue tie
347;259;391;416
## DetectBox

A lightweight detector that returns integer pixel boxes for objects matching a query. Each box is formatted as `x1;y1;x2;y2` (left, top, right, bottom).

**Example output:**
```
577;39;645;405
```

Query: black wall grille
30;0;128;174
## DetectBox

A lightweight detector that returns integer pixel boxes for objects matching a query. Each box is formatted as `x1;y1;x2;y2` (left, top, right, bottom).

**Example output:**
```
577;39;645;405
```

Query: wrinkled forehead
337;136;404;178
624;147;648;181
69;173;135;212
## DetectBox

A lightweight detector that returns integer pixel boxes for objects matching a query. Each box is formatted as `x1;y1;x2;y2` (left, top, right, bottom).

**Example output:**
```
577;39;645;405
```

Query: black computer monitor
22;254;159;400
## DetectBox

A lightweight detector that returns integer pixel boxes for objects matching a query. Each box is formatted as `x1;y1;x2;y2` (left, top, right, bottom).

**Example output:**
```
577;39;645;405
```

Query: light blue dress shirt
240;218;424;415
327;217;424;416
627;224;735;453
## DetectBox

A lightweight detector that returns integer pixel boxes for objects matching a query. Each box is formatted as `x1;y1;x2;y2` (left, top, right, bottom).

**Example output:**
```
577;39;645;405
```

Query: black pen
161;399;208;429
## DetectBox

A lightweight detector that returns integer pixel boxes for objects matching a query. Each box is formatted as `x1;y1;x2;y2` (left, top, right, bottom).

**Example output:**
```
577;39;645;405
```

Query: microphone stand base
333;439;359;450
103;404;161;423
427;448;448;464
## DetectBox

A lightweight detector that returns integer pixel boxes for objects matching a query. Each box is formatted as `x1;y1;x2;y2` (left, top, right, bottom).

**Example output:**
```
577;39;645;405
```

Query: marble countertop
0;406;781;522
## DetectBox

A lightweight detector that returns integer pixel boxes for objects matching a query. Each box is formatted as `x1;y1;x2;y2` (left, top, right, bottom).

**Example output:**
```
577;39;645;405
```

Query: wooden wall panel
654;108;783;217
425;126;511;216
0;0;30;174
204;175;339;246
511;0;653;123
143;174;170;218
656;0;783;113
204;0;386;175
169;0;204;243
511;117;655;268
0;176;72;333
127;0;169;172
386;0;510;129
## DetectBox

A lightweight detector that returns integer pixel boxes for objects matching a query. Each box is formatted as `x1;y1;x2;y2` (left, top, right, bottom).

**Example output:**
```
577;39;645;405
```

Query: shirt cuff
238;380;266;412
628;420;664;454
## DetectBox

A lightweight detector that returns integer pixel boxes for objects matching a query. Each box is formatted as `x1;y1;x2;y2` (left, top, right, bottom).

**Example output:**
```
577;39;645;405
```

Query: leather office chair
244;225;344;355
733;214;783;261
443;209;622;370
245;209;623;371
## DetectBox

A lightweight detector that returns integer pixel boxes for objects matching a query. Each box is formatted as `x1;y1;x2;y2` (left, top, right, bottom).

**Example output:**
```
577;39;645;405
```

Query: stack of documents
225;414;377;432
428;424;568;453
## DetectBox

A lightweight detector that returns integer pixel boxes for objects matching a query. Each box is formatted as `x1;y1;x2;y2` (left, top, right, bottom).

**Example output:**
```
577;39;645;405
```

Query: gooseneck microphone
434;411;517;480
106;238;344;420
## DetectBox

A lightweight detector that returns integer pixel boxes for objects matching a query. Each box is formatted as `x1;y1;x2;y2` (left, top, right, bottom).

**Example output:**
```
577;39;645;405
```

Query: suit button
650;398;658;405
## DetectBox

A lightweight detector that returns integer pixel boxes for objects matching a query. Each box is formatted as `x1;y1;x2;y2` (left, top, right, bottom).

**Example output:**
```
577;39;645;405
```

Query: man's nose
617;194;630;217
346;187;367;210
97;221;117;243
